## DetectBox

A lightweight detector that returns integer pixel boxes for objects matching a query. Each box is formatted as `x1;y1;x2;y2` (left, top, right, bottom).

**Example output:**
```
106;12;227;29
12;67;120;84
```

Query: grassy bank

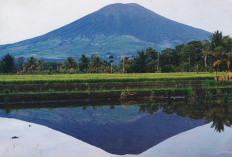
0;72;229;104
0;72;216;83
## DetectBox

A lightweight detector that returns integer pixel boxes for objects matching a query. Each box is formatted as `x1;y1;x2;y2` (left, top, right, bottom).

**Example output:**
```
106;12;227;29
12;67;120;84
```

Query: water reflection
0;97;231;155
139;98;232;133
132;123;232;157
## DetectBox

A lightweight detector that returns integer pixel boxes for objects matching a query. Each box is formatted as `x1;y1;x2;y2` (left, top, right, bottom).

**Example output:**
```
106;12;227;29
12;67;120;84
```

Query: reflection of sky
131;123;232;157
0;106;204;155
1;118;231;157
1;105;232;156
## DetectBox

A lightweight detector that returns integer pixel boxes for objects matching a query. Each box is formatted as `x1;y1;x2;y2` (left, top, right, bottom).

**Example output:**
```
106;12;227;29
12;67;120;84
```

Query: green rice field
0;72;231;104
0;72;216;83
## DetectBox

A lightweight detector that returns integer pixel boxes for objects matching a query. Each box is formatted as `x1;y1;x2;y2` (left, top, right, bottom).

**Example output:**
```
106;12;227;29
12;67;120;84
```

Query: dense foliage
0;54;16;73
0;31;231;74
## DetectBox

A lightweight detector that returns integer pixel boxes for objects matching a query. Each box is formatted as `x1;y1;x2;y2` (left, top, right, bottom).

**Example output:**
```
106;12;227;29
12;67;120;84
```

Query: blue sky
0;0;231;44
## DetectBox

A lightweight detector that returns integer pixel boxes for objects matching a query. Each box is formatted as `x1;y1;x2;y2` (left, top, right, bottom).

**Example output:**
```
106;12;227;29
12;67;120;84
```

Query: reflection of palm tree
205;109;224;133
204;103;232;133
139;103;160;115
138;94;232;133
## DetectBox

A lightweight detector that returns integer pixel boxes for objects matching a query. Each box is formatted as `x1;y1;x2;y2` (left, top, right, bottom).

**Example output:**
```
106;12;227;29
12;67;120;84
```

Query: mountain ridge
0;3;210;61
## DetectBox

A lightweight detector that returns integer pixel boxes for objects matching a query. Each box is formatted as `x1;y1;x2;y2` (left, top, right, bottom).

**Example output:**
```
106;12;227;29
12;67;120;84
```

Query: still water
0;99;231;156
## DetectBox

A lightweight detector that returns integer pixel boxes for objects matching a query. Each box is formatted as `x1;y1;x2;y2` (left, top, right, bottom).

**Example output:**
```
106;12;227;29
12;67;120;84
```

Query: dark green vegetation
0;29;231;103
0;73;230;105
1;88;232;134
2;96;230;155
140;96;232;133
0;3;210;60
0;31;231;74
0;54;15;73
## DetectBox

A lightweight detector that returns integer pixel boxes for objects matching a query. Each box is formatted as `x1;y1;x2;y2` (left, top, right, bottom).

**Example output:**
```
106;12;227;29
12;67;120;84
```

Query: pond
0;97;232;156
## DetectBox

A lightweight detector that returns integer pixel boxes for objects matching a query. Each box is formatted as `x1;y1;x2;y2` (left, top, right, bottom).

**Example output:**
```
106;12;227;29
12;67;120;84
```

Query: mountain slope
0;3;210;60
48;3;208;44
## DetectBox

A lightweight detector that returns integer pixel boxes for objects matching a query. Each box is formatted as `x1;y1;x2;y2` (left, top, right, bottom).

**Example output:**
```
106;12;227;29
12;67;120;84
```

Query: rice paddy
0;72;216;83
0;72;231;104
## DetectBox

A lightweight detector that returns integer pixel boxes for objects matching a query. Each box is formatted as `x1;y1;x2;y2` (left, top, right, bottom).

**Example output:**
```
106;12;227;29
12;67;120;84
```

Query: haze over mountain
0;3;210;61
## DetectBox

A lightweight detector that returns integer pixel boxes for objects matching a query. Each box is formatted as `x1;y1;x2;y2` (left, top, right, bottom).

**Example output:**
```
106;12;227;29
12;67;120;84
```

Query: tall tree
109;55;114;74
94;56;101;72
210;30;223;49
23;56;39;73
130;50;147;73
145;47;158;72
0;54;15;73
210;31;224;79
118;56;129;73
89;55;105;73
160;48;175;72
16;57;24;73
202;40;210;70
62;57;78;70
37;60;45;72
79;55;90;73
222;36;232;78
178;43;195;71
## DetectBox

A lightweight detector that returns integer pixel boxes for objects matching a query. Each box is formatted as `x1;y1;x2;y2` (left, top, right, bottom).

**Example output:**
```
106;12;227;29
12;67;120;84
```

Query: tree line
0;31;231;74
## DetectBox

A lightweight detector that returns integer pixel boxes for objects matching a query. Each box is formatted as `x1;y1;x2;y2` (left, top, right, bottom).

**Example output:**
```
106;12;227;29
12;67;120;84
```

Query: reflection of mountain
139;99;232;133
0;106;203;155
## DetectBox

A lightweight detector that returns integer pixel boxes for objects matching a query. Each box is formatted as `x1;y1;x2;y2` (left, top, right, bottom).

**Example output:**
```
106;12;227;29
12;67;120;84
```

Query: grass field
0;72;230;104
0;73;216;83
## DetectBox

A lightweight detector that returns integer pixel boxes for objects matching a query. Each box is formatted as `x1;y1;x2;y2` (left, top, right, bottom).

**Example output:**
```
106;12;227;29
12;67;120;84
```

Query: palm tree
109;55;114;74
63;57;78;70
37;60;45;72
210;31;223;80
210;34;232;80
222;36;232;79
212;46;224;80
89;55;103;73
118;56;129;73
16;57;24;73
23;57;38;73
79;54;89;73
210;30;223;49
202;40;210;70
95;56;101;72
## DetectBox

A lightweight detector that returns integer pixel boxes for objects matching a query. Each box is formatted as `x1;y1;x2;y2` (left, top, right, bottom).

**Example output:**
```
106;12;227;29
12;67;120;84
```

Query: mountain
0;3;210;61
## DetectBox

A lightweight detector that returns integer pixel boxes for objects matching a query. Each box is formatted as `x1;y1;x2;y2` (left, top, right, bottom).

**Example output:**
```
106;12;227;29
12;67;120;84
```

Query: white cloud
0;0;231;44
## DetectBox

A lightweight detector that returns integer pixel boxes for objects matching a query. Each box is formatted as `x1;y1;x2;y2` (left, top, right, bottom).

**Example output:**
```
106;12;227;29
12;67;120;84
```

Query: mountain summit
0;3;210;60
